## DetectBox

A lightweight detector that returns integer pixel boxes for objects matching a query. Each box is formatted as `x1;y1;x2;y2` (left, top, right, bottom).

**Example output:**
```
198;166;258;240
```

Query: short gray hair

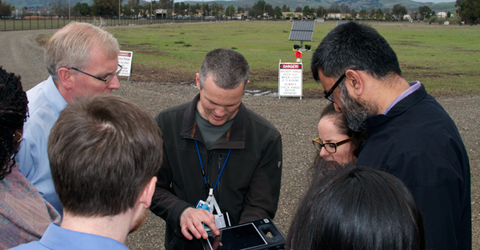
199;48;250;90
45;22;120;80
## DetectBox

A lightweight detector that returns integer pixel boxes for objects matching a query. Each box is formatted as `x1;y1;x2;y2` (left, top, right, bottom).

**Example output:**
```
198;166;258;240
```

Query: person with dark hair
311;103;364;165
11;95;163;250
311;22;470;249
15;22;121;215
0;67;60;249
287;165;425;250
150;48;282;249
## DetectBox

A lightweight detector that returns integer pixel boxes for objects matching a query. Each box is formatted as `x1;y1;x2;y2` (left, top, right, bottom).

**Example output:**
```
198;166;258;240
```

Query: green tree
350;9;357;19
250;0;266;18
92;0;121;16
418;6;431;20
295;7;302;12
339;4;349;13
225;5;235;18
74;2;91;16
327;4;340;13
359;9;367;19
456;0;480;23
391;4;407;20
201;3;210;16
265;4;274;17
303;5;314;17
274;6;282;18
316;6;325;17
376;8;384;20
121;4;133;17
369;8;376;19
211;2;224;18
0;0;12;17
281;4;290;12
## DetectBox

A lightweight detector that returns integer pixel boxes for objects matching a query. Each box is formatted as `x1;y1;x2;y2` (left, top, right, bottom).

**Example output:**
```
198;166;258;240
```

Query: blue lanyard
195;140;231;191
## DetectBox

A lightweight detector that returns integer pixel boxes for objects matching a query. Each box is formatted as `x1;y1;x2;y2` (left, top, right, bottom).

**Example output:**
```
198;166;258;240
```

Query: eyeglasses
311;137;352;153
323;68;364;103
324;73;346;103
69;64;123;84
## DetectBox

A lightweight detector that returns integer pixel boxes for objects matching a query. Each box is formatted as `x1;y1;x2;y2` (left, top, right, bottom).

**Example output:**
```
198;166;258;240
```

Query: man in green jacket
150;48;283;250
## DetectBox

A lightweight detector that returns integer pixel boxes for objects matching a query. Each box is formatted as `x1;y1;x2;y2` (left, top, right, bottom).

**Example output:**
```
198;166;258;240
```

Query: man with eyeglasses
311;22;470;250
16;22;121;216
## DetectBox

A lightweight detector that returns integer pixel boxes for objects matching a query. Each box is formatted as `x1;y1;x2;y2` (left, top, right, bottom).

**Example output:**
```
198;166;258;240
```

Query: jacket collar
365;83;427;129
180;94;246;149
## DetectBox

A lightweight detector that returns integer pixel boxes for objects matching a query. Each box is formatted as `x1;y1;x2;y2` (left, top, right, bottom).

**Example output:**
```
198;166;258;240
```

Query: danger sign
118;51;133;77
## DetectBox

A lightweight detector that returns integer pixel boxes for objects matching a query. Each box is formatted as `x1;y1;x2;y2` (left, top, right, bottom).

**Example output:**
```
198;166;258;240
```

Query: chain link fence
0;15;211;31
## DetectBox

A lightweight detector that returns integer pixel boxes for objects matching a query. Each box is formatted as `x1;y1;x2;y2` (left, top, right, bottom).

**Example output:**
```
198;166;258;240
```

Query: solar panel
289;21;315;41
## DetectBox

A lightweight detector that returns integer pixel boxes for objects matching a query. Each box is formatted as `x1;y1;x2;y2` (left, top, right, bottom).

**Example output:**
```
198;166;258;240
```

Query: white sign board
278;62;303;99
118;51;133;77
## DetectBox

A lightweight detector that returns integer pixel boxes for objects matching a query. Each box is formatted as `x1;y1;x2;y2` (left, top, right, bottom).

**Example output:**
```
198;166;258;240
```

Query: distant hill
5;0;456;12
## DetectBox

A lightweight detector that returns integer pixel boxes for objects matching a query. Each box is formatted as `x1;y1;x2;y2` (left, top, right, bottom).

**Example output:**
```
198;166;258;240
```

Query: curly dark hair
0;67;28;180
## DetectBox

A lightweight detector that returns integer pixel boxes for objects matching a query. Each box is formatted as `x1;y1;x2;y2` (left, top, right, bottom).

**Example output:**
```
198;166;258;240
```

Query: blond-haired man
16;22;121;215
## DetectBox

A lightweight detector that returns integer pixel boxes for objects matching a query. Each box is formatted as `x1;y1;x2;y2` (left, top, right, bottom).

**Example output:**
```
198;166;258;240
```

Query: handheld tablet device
202;218;285;250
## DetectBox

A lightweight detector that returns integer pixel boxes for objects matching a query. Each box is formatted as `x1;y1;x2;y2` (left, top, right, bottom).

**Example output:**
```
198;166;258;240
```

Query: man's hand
180;207;220;240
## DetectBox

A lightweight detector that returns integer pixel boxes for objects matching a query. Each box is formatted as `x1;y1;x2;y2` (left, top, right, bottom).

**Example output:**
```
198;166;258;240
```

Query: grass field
107;21;480;96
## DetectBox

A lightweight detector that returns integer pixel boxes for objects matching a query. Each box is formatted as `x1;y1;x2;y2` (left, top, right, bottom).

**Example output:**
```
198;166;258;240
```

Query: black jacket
150;94;283;250
357;84;471;250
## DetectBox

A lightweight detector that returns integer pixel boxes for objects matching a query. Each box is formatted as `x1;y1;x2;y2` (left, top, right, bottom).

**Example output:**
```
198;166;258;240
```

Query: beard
129;209;148;234
339;84;377;132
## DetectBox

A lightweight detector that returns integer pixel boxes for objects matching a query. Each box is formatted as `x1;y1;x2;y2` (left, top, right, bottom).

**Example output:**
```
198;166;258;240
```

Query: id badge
196;199;212;212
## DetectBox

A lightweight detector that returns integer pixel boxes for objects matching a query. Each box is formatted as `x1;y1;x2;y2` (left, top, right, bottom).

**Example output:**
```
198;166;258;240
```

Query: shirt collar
382;81;421;115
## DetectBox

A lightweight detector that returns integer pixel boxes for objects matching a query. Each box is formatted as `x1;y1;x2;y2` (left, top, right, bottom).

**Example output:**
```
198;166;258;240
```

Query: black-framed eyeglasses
324;73;346;103
311;137;352;153
323;68;364;103
69;64;123;84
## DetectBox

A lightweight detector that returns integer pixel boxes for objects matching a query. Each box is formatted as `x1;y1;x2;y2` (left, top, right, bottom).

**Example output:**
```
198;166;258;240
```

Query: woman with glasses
312;103;364;166
0;68;60;249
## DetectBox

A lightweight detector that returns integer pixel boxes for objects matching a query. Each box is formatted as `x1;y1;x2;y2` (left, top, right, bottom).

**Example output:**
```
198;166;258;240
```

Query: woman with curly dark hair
0;67;60;249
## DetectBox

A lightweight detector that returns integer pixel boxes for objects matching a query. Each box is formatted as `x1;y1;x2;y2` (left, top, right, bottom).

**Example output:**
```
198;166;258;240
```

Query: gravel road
1;28;478;249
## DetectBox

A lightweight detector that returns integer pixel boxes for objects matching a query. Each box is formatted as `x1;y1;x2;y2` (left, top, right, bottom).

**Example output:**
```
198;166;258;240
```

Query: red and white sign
280;64;302;69
278;62;303;98
118;51;133;77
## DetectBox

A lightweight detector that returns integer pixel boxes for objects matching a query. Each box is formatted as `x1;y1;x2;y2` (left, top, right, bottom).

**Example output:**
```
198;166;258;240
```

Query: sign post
118;51;133;81
278;51;303;99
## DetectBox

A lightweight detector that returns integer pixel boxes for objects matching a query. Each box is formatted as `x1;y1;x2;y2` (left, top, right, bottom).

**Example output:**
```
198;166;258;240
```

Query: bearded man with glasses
16;22;121;216
311;22;470;250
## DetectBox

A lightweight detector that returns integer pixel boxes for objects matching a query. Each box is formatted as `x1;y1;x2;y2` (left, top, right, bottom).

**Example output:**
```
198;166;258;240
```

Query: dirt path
1;27;478;249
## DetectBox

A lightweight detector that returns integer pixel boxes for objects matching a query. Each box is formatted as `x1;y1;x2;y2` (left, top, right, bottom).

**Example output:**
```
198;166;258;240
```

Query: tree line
0;0;478;23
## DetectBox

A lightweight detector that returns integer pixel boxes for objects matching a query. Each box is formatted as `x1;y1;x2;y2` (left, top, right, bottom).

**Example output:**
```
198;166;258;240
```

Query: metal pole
69;0;70;20
118;0;121;25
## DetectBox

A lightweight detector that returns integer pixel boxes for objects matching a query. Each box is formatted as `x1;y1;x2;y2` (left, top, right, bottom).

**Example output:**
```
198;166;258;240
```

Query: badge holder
196;188;231;230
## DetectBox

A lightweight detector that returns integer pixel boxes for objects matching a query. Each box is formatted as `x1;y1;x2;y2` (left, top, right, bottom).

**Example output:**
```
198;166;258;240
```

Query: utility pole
118;0;121;25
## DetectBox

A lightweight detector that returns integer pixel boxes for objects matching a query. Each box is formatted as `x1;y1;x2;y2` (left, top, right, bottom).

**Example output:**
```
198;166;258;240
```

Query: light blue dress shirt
10;223;130;250
16;76;67;216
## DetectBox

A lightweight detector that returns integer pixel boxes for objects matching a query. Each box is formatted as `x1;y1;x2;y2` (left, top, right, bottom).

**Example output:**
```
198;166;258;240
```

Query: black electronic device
202;218;285;250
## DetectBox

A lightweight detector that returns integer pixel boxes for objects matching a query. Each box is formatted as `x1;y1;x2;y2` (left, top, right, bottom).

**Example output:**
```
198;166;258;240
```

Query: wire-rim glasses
69;64;123;84
311;137;352;153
